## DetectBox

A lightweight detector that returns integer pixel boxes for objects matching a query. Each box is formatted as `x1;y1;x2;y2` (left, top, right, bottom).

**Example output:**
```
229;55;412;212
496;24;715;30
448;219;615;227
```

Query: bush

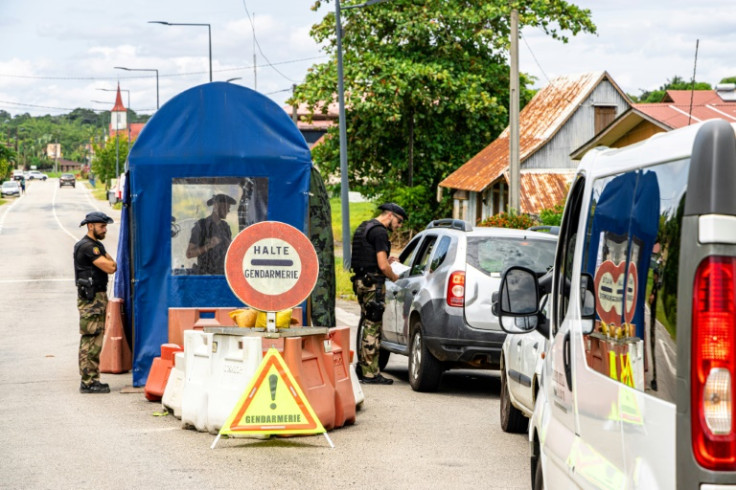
539;202;565;226
478;212;538;229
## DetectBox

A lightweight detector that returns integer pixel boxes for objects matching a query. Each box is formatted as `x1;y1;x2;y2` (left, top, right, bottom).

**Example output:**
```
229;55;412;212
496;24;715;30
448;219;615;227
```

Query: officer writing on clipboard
350;202;407;385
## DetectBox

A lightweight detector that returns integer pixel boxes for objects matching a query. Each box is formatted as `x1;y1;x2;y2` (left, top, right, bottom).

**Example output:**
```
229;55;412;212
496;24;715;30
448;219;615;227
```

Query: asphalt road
0;179;530;489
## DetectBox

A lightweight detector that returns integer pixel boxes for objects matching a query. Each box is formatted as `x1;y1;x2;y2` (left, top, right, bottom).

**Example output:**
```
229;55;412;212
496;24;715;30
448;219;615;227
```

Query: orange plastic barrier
100;298;132;374
168;307;304;346
168;308;236;347
328;327;356;427
262;334;336;430
144;343;183;402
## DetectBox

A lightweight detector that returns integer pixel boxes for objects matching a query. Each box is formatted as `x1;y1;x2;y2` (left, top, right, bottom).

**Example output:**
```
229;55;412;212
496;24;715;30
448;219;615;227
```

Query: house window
595;106;617;133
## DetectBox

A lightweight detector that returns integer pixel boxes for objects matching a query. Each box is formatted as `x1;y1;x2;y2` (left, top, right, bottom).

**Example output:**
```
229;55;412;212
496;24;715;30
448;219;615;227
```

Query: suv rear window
466;236;556;276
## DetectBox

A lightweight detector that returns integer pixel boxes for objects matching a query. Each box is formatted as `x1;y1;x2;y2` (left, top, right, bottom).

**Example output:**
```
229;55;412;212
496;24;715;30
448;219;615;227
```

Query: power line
242;1;299;84
521;32;551;86
0;56;325;82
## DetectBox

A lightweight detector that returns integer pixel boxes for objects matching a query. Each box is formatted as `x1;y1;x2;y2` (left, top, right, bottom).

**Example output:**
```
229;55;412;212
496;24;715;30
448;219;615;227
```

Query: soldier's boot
80;380;110;394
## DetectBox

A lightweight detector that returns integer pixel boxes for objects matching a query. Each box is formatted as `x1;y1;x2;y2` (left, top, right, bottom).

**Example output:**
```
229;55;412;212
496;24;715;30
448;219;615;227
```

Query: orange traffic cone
100;298;132;373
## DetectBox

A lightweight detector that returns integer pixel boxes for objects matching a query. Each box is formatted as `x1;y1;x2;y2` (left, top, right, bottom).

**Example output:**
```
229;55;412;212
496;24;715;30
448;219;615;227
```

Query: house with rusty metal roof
571;84;736;159
438;71;631;222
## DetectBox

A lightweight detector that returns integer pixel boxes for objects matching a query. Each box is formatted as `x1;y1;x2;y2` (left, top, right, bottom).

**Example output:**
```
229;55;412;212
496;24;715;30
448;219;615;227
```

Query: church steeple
110;83;127;133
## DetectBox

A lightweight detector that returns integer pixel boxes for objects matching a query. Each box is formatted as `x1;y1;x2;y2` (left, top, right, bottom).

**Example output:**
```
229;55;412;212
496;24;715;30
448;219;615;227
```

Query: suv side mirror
494;266;541;334
580;273;596;334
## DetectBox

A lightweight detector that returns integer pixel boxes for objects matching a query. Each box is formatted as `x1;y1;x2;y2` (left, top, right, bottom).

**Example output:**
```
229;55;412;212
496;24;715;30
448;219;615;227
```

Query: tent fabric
113;171;132;345
124;82;315;386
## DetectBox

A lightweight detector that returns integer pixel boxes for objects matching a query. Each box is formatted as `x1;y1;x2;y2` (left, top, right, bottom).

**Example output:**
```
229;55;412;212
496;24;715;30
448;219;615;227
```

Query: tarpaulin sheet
123;82;312;386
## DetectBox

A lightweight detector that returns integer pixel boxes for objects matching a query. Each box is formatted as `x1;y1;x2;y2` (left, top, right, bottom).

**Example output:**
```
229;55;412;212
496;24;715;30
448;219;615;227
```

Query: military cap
378;202;408;220
79;211;114;227
207;194;237;206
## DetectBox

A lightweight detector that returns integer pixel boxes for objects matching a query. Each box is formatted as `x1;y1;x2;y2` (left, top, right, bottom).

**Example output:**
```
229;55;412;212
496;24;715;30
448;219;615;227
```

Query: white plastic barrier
206;334;263;433
162;352;185;419
181;331;214;431
350;364;365;409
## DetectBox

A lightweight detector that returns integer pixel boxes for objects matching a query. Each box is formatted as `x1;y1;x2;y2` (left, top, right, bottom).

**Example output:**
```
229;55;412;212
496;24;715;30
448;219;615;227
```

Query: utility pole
509;8;520;213
253;13;257;90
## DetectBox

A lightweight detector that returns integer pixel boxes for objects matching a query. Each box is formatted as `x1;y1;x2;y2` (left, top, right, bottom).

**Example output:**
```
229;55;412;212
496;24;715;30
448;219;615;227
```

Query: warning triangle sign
218;347;326;436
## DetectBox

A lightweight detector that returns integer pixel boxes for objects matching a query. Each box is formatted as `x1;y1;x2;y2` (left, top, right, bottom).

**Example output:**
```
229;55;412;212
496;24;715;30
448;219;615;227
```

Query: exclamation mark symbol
269;374;278;410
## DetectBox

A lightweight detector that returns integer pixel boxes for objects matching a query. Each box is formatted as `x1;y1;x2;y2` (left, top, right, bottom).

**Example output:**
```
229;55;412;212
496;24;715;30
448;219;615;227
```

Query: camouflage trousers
77;292;108;385
355;277;383;378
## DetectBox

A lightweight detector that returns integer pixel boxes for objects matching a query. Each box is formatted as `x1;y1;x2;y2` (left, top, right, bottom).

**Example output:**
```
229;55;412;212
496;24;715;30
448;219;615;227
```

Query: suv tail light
692;256;736;470
447;271;465;307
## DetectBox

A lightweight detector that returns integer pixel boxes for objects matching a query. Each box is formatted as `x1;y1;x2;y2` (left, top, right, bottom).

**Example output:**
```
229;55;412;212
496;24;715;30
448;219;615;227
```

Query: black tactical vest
351;219;384;273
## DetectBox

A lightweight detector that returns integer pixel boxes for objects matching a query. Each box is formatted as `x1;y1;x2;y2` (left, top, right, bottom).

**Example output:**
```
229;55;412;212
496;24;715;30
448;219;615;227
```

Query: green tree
91;135;129;189
636;75;712;103
0;143;16;181
294;0;596;230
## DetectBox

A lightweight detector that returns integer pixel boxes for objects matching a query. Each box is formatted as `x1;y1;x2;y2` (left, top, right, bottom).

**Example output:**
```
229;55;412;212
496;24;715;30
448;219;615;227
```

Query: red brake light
447;271;465;307
692;256;736;470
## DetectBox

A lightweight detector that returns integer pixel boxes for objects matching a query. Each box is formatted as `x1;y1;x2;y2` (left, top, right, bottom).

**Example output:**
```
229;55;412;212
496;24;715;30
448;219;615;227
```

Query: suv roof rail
426;219;472;231
527;225;560;235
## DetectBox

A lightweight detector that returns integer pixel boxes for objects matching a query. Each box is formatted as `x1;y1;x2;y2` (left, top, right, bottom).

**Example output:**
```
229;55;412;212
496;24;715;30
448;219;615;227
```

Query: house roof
635;90;736;129
283;101;338;132
517;170;574;214
439;71;625;193
570;89;736;159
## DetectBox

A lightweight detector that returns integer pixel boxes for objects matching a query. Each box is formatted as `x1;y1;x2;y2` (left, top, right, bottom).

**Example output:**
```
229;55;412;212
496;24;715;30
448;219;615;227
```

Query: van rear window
581;158;689;403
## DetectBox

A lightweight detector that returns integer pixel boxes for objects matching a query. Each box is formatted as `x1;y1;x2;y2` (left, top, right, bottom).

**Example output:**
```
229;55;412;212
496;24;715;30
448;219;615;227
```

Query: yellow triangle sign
218;347;326;437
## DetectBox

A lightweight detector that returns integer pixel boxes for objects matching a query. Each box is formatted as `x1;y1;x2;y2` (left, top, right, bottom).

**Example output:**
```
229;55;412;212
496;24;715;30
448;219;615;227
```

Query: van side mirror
580;273;596;334
494;266;541;334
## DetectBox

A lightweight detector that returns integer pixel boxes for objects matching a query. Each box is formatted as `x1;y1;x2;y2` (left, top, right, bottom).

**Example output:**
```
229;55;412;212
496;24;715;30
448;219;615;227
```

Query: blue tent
115;82;317;386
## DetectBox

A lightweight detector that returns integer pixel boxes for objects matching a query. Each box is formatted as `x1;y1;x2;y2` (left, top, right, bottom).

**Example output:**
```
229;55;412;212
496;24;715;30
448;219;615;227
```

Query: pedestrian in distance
19;177;25;194
350;202;407;385
74;211;117;394
186;193;236;275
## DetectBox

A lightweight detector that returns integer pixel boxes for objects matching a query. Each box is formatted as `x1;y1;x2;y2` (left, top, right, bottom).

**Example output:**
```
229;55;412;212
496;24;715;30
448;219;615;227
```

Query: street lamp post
149;21;212;82
114;66;160;110
335;0;391;269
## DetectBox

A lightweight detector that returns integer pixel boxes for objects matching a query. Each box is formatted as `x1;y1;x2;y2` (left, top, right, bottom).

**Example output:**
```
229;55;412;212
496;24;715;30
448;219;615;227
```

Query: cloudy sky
0;0;734;117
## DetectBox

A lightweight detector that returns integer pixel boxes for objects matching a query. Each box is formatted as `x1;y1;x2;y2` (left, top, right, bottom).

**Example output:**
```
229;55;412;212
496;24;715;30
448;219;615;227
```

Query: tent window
171;177;268;275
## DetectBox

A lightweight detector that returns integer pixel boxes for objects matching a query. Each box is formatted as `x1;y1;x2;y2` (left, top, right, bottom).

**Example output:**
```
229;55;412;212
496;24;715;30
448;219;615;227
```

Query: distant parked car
59;173;76;188
1;181;21;197
27;171;48;181
375;219;557;392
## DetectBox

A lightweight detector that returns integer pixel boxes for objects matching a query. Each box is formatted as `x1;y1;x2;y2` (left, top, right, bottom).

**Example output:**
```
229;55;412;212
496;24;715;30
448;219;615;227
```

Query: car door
383;235;421;345
394;234;438;345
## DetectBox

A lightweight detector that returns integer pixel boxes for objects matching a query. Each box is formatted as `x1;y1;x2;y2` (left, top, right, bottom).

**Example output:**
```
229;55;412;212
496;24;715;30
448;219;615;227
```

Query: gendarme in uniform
351;202;407;385
74;211;117;394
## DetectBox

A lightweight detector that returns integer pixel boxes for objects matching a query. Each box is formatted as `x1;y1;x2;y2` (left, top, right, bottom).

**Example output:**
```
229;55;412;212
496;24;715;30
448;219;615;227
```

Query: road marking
658;338;676;375
0;278;74;284
0;194;24;234
52;184;82;241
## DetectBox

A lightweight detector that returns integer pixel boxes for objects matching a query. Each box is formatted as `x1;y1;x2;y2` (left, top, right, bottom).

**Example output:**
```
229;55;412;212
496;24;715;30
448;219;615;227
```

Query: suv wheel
408;322;442;392
355;316;390;373
500;358;528;433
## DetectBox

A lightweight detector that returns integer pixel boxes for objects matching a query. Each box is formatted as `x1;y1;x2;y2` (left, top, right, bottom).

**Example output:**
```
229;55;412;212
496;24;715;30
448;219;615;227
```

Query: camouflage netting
308;166;336;327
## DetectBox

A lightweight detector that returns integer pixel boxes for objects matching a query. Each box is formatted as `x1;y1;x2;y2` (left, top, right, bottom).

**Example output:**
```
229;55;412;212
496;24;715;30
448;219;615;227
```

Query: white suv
375;219;556;392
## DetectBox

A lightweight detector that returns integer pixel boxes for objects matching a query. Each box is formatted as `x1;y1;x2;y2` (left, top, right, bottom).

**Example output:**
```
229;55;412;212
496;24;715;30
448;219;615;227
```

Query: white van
495;119;736;488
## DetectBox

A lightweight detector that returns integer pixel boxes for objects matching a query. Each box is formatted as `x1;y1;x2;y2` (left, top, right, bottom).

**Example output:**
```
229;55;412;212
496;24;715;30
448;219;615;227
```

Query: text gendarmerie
245;414;302;423
243;269;299;279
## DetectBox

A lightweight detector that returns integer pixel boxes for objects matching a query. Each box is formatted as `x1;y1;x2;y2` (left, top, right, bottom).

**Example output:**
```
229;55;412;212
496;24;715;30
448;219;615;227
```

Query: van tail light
692;256;736;470
447;271;465;307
